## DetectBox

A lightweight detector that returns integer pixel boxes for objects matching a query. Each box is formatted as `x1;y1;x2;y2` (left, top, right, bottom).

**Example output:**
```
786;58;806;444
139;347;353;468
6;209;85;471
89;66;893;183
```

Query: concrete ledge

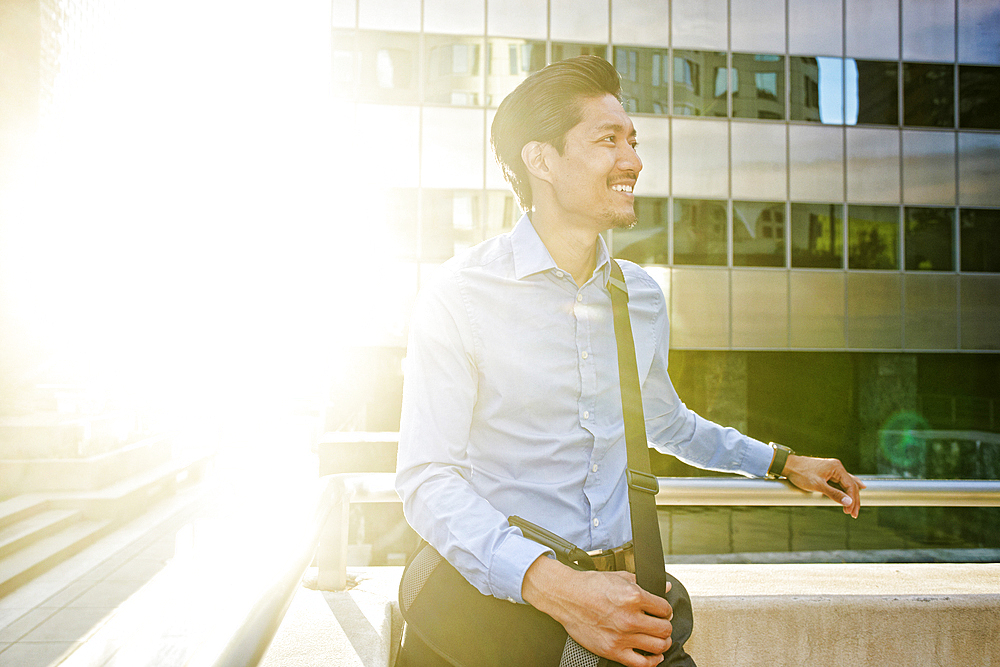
265;563;1000;667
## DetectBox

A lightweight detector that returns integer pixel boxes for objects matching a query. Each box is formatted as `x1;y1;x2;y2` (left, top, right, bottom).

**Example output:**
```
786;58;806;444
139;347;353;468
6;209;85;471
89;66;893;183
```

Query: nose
619;141;642;174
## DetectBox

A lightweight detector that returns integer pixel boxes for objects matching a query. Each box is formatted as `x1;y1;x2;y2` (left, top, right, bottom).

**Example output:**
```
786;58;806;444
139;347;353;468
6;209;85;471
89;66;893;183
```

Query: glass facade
335;0;1000;352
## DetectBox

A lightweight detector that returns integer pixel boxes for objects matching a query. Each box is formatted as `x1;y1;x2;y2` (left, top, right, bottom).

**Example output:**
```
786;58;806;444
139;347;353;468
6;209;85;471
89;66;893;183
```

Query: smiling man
395;56;864;667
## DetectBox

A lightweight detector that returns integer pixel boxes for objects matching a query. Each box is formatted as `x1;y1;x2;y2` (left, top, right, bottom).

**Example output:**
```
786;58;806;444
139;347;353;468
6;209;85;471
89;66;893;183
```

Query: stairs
0;452;212;598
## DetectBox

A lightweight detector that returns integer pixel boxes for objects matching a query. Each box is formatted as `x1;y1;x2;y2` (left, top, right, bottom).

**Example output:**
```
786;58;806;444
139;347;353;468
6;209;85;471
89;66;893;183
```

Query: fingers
825;471;865;519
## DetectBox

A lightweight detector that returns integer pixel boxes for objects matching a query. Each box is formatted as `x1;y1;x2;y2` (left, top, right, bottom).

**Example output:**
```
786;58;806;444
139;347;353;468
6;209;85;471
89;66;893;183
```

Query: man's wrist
767;442;795;478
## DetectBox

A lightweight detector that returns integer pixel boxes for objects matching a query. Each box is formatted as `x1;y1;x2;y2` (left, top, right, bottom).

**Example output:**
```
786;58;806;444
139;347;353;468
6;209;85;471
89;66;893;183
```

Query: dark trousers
396;571;696;667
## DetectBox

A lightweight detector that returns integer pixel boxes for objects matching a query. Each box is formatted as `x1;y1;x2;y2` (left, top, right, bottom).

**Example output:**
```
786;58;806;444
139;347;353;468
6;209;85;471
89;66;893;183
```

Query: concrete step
0;508;81;559
0;517;112;597
0;494;48;531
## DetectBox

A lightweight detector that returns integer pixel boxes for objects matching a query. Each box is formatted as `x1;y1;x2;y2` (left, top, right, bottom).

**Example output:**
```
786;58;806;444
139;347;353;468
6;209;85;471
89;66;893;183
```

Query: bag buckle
626;469;659;495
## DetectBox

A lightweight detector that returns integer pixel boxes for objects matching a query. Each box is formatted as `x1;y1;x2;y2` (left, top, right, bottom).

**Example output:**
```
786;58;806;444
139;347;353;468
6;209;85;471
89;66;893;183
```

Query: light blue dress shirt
396;215;773;604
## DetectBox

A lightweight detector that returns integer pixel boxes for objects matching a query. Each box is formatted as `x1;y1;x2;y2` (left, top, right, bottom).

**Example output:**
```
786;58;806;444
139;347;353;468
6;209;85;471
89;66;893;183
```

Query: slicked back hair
490;56;622;212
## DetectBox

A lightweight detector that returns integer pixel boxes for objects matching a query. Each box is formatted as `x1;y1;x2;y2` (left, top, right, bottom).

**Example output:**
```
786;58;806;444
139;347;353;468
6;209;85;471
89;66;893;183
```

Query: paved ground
0;485;214;667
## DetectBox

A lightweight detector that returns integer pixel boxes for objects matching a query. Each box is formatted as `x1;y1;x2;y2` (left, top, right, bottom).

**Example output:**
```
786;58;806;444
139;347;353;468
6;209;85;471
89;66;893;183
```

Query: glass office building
330;0;1000;481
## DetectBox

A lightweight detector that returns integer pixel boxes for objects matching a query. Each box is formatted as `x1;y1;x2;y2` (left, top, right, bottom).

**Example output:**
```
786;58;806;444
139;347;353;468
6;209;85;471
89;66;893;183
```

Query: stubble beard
608;208;638;230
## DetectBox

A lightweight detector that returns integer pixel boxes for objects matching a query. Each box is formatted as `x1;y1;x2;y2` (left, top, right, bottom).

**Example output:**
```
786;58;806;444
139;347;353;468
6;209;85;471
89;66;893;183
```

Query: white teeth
612;184;633;193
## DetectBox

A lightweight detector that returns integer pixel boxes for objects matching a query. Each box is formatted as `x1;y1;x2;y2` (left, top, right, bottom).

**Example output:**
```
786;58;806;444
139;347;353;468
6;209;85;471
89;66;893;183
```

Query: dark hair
490;56;622;211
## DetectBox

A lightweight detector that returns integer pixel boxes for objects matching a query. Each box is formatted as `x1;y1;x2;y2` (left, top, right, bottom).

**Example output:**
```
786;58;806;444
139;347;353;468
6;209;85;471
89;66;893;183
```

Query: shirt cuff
742;438;776;478
487;533;554;604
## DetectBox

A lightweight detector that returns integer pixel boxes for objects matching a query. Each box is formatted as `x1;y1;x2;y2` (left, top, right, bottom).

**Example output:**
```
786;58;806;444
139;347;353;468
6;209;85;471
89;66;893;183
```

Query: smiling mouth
611;183;634;194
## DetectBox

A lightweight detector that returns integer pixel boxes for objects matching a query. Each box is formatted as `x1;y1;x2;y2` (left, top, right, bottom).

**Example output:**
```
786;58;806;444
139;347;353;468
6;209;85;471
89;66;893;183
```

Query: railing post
317;476;350;591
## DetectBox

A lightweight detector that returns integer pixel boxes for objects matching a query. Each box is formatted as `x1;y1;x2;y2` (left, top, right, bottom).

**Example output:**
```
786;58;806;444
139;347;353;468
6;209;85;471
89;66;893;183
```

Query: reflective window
358;104;421;187
958;133;1000;207
732;53;786;120
672;50;727;117
425;35;484;106
903;0;956;62
331;31;358;99
847;273;903;348
960;208;1000;272
789;124;845;202
551;0;608;43
959;65;1000;129
612;0;670;48
902;130;957;205
903;63;955;128
376;188;419;258
421;107;485;189
734;201;786;267
846;0;899;60
484;191;521;239
789;0;843;57
848;205;900;270
673;198;728;265
486;39;544;107
790;57;845;124
489;0;546;39
551;42;608;63
358;0;420;31
961;275;1000;349
905;274;958;350
670;268;730;348
791;203;844;268
732;270;788;348
731;122;787;200
630;116;671;195
790;272;847;348
357;32;420;105
847;127;900;203
613;197;670;264
616;46;670;115
422;190;483;261
958;0;1000;65
425;0;484;34
731;0;786;53
846;59;899;125
672;119;729;197
904;207;955;271
672;0;727;51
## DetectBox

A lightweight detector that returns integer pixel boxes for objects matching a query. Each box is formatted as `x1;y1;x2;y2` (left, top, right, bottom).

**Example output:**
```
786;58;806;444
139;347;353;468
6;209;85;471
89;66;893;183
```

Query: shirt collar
510;213;613;287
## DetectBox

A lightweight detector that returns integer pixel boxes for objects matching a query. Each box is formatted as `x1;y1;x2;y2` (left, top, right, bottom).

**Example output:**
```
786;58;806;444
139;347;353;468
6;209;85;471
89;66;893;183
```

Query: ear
521;141;554;184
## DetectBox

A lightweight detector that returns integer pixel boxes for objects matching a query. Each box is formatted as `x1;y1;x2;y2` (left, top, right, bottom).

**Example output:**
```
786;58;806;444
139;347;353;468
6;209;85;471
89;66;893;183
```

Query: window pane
903;0;956;62
551;0;608;43
612;0;670;47
848;205;900;269
375;188;419;258
425;0;484;34
486;39;544;107
358;104;421;187
792;203;844;268
960;275;1000;350
551;42;609;63
905;274;958;349
732;122;787;199
358;32;420;104
958;0;1000;65
332;0;356;29
616;46;670;115
734;201;786;267
960;208;1000;272
672;0;727;51
789;0;843;56
631;116;671;195
790;272;847;348
672;50;727;117
489;0;546;39
485;190;521;239
791;57;845;124
904;207;955;271
903;63;955;128
732;271;788;348
847;273;903;349
847;127;901;203
846;0;899;59
731;0;786;53
958;132;1000;206
332;31;358;99
732;53;786;120
847;60;899;126
425;35;485;106
670;268;730;347
959;65;1000;129
672;119;729;197
902;130;957;205
421;107;485;189
673;199;728;265
789;124;845;201
613;197;670;264
422;190;483;261
359;0;420;31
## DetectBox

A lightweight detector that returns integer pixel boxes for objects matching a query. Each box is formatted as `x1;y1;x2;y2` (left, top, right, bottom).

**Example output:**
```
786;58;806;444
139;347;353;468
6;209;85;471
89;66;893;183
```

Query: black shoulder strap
608;259;667;600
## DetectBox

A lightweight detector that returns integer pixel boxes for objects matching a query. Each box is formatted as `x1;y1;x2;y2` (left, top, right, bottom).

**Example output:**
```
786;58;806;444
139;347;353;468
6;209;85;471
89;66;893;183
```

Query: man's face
546;93;642;232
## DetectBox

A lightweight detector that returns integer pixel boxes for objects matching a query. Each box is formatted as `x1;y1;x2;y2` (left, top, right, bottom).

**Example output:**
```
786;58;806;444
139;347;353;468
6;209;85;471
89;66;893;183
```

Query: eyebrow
594;122;637;138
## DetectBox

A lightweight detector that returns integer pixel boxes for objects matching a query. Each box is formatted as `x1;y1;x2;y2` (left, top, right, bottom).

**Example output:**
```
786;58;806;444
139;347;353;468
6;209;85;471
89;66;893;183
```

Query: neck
529;207;602;286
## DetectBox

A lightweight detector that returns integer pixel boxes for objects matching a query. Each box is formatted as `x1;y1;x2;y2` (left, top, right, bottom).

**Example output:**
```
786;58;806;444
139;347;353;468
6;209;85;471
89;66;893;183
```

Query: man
395;56;865;667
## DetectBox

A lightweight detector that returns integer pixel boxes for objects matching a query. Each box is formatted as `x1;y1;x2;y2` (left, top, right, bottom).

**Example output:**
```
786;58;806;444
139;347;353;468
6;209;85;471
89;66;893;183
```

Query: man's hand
521;555;672;667
782;454;867;518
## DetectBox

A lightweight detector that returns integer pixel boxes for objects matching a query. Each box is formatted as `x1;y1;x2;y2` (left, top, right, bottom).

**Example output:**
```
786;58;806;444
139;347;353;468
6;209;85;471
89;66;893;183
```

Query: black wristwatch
767;442;795;478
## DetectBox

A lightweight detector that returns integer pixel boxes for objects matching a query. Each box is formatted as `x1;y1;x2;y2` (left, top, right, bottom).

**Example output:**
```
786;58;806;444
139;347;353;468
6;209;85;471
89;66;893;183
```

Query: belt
588;542;635;573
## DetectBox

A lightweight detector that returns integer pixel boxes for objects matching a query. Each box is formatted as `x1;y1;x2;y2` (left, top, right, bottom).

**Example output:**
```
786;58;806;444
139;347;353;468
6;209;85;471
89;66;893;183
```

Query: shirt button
577;294;583;302
583;411;590;420
555;270;564;278
593;518;600;527
592;464;599;473
581;351;589;360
